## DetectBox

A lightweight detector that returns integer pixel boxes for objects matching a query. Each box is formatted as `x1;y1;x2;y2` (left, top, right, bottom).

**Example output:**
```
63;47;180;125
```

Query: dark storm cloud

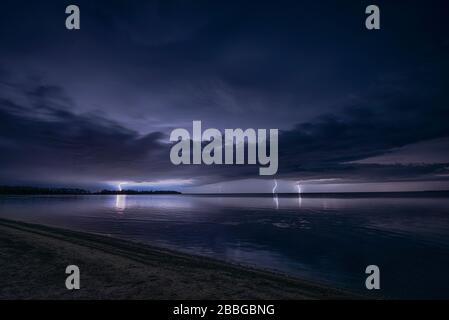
0;79;176;186
0;0;448;189
276;81;449;181
7;0;447;132
1;73;448;188
0;74;259;187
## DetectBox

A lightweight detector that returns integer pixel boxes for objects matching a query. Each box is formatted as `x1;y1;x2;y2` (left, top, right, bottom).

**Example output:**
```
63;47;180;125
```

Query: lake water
0;194;448;299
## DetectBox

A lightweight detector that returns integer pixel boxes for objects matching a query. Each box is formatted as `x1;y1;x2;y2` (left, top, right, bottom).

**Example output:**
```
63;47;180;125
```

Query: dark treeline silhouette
0;186;90;195
0;186;181;195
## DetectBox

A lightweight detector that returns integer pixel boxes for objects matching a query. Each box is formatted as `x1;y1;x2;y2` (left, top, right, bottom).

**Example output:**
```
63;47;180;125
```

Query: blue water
0;194;448;299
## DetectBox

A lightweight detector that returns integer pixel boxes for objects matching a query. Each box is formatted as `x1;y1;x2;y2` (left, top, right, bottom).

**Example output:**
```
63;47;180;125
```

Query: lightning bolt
272;179;279;209
118;182;127;192
272;179;278;194
296;181;302;194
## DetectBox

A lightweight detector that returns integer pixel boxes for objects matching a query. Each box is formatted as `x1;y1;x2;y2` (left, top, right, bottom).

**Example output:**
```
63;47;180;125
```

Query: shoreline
0;218;358;300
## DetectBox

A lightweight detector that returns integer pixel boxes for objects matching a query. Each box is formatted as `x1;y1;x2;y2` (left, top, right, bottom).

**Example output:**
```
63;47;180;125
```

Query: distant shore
0;218;356;299
0;186;181;195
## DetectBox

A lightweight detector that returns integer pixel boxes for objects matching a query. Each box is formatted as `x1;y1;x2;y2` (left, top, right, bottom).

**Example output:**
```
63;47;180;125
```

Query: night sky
0;0;448;192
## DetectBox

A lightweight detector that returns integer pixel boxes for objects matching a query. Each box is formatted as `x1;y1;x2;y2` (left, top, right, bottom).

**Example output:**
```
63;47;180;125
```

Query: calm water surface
0;194;448;298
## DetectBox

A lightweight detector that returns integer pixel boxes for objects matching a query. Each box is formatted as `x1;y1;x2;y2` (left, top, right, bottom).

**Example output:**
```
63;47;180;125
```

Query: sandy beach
0;218;356;299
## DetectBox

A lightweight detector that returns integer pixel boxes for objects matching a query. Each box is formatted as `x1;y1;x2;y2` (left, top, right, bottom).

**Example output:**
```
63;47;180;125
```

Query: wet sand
0;218;356;299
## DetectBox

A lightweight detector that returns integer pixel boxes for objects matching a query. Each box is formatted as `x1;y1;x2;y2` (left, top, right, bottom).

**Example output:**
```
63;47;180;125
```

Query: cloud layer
0;0;448;191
